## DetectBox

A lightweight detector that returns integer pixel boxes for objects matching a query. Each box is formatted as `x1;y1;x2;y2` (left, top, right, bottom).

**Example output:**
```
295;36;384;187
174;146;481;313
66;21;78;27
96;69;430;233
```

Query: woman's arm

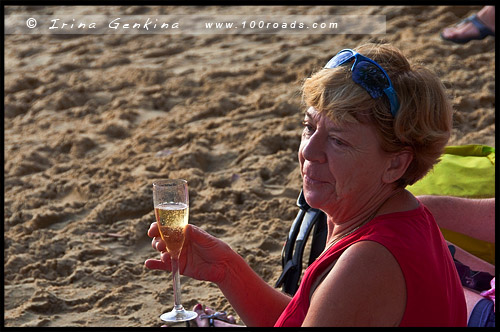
216;245;292;326
418;196;495;243
145;224;291;326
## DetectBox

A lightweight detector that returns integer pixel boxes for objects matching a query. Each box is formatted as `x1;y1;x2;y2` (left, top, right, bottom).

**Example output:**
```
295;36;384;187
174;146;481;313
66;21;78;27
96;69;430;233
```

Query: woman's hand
144;223;234;285
146;222;291;327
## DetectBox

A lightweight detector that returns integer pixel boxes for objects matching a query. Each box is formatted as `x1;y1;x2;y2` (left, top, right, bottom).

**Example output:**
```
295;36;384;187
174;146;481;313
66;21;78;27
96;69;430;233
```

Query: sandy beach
4;5;495;327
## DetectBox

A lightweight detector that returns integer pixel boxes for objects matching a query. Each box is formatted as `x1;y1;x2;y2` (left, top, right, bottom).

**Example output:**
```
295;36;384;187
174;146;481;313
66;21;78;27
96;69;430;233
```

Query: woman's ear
382;148;414;184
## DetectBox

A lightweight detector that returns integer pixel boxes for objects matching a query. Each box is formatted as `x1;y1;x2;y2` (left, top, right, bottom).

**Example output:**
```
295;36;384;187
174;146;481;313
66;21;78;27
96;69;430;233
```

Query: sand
3;5;495;327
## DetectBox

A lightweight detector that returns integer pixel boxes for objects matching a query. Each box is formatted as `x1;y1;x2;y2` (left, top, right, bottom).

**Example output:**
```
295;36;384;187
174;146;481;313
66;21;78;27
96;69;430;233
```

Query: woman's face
298;106;392;218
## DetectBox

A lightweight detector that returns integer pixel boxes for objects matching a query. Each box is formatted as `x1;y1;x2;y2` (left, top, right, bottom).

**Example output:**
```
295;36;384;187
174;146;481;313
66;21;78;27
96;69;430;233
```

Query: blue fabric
468;298;495;327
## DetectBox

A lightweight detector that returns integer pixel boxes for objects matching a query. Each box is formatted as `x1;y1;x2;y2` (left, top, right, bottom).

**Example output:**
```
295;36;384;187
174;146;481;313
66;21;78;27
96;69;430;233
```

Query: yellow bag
407;145;495;263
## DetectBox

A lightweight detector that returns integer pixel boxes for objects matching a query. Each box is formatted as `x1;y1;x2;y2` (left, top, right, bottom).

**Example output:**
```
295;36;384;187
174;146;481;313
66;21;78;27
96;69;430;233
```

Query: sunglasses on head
324;49;400;117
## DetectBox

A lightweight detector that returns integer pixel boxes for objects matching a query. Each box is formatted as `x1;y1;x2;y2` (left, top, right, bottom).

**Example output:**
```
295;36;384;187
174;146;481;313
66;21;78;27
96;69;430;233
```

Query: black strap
275;190;327;295
308;212;327;266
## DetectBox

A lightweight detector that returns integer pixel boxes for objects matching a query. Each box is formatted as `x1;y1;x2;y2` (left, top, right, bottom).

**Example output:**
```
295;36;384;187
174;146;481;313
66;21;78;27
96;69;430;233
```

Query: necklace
315;214;373;261
315;190;403;261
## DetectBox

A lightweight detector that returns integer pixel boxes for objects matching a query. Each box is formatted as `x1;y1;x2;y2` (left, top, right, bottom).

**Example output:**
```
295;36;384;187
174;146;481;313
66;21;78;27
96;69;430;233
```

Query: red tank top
274;203;467;327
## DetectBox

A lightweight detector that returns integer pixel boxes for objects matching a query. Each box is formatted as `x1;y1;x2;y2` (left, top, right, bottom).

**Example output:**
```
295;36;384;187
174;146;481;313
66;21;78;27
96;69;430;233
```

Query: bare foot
192;303;243;327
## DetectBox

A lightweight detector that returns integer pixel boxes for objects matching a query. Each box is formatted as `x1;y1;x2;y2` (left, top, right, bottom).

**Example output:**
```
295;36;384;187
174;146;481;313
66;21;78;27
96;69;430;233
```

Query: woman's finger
148;222;159;238
151;236;166;252
160;251;172;264
144;258;170;271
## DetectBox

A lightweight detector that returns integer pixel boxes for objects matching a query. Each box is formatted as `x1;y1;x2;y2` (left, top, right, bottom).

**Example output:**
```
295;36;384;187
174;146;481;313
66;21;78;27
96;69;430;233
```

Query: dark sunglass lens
325;50;354;68
352;61;390;98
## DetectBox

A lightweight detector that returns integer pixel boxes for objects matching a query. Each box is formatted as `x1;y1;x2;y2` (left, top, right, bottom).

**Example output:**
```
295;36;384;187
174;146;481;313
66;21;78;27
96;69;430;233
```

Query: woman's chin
303;191;329;211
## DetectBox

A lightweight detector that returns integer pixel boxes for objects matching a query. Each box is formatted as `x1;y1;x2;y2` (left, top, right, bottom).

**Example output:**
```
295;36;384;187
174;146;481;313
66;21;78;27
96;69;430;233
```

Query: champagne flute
153;179;198;323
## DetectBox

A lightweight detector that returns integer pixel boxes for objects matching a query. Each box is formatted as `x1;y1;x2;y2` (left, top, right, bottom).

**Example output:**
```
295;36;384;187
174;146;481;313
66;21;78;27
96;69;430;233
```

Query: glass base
160;308;198;322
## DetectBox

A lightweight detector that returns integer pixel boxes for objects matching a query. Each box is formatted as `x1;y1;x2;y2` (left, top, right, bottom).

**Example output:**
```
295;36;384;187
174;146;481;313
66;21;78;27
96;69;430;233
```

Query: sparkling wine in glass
153;179;197;323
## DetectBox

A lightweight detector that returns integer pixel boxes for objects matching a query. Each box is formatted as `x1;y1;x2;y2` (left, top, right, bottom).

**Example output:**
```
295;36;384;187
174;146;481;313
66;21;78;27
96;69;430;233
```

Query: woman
145;43;467;326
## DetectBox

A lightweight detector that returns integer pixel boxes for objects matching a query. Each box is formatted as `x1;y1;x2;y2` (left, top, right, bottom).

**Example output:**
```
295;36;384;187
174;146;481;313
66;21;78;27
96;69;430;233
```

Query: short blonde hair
302;43;452;187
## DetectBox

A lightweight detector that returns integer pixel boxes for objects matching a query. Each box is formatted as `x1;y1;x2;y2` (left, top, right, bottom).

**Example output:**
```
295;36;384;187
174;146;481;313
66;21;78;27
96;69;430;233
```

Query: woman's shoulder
376;189;421;217
339;240;404;272
305;240;406;326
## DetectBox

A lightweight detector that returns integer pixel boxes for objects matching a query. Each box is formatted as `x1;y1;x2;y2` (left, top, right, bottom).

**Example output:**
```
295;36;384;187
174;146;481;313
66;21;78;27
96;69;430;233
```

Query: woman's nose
301;131;326;163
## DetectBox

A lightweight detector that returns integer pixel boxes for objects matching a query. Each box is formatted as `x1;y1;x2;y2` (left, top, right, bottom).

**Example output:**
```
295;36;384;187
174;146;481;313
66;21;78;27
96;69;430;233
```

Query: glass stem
171;256;184;312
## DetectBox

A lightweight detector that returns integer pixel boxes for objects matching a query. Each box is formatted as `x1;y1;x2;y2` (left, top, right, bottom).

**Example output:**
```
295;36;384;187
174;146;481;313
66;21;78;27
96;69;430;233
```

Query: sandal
440;14;495;44
192;304;240;327
200;311;234;327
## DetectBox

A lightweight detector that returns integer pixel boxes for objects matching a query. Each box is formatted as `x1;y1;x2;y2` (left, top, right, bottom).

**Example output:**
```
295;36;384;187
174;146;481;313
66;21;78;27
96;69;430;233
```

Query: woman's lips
303;174;327;184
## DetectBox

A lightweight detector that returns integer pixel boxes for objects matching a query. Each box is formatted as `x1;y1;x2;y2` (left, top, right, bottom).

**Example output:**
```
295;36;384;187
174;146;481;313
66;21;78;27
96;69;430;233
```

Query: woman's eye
330;137;345;146
301;121;314;134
